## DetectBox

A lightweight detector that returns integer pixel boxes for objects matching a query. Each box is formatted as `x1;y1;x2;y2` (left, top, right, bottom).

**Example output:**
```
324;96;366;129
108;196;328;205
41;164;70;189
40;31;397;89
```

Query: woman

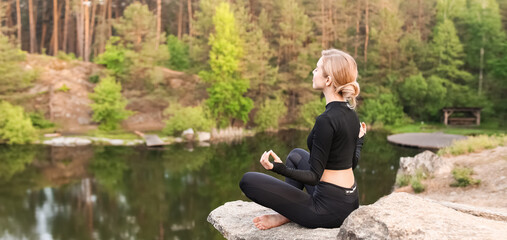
239;49;366;230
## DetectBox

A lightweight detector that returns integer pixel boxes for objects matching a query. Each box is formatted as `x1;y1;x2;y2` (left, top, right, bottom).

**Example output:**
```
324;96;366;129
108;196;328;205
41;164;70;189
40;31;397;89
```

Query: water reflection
0;130;420;239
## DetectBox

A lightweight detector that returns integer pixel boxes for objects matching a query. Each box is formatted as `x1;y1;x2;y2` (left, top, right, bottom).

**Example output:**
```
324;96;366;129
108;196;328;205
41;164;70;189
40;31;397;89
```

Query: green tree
89;76;133;131
359;92;406;126
254;96;287;131
162;102;214;136
94;36;127;78
166;34;190;71
0;101;36;144
200;2;253;128
399;74;447;120
0;34;34;93
299;97;326;128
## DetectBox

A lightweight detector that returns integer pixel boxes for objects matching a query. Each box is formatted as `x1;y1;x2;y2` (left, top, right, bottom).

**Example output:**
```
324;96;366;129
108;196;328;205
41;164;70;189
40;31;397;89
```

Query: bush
451;167;481;187
411;178;426;193
89;74;100;84
299;97;326;128
167;34;190;71
395;174;411;187
0;101;37;144
29;112;55;129
359;92;406;126
95;36;128;78
56;51;78;61
163;103;214;136
56;84;70;92
254;96;287;131
438;134;507;156
89;76;133;131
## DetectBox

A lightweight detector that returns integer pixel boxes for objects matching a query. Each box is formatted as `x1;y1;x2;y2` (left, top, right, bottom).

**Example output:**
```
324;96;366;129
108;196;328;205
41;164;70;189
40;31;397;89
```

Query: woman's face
312;58;328;90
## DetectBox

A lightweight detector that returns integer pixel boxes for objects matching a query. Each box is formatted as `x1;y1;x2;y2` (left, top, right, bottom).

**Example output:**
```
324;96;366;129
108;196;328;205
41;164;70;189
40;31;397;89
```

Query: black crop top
272;101;364;186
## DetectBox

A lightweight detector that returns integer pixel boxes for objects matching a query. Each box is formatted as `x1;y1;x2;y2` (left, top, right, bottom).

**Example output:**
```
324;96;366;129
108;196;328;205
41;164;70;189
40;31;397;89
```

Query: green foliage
0;145;35;180
201;2;253;127
56;84;70;92
438;134;507;156
89;74;100;84
167;34;190;71
299;97;326;128
89;76;133;131
162;103;214;136
0;34;34;93
399;74;447;120
56;51;78;61
95;36;127;78
0;101;36;144
28;112;55;129
359;93;406;126
410;177;426;193
396;174;411;187
254;96;288;131
451;167;481;187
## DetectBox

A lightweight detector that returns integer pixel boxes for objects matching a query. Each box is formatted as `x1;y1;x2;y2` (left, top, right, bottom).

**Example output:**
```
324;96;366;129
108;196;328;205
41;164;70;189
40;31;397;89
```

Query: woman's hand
359;122;367;138
259;150;282;170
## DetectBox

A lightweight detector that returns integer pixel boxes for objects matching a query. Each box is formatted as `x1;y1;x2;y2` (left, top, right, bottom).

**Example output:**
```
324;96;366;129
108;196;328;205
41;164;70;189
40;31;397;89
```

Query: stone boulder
182;128;195;141
337;192;507;239
398;150;450;176
207;200;340;240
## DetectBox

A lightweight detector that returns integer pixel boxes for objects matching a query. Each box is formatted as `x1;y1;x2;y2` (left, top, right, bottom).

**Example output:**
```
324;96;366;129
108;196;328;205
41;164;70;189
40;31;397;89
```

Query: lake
0;130;420;239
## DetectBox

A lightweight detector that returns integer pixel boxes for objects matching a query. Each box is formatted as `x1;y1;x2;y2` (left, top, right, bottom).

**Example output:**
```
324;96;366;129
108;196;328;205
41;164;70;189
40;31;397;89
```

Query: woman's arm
271;115;333;186
352;122;366;169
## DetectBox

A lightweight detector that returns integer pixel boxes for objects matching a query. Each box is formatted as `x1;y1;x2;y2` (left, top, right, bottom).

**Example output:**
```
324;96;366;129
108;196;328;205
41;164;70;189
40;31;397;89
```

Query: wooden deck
387;132;467;149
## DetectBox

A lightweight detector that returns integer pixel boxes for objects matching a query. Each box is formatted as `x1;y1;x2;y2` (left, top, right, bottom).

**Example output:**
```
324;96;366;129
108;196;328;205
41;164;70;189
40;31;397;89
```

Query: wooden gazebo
442;107;482;126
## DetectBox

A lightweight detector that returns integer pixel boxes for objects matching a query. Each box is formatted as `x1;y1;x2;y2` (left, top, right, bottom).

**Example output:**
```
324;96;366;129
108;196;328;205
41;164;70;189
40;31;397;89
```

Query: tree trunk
155;0;161;49
187;0;192;36
364;0;369;70
76;0;84;58
53;0;58;56
177;0;183;39
107;0;112;38
63;0;69;52
84;0;90;61
321;0;326;49
479;46;484;95
29;0;37;53
354;0;360;59
16;0;21;44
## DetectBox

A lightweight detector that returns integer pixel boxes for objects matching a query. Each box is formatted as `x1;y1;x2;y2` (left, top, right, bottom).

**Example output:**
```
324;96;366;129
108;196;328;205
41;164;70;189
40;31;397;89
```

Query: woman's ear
326;76;332;86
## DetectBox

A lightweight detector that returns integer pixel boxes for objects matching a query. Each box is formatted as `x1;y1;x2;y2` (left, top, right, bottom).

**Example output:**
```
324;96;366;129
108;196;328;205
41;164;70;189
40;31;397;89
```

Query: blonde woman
240;49;366;230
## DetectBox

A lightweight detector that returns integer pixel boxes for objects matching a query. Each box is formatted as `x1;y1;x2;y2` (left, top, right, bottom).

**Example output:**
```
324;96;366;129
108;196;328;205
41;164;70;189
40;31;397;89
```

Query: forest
0;0;506;144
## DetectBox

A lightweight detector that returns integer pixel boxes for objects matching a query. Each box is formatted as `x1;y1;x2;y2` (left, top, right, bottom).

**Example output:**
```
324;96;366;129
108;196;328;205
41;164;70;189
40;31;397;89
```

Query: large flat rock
387;132;467;149
337;192;507;239
207;200;340;240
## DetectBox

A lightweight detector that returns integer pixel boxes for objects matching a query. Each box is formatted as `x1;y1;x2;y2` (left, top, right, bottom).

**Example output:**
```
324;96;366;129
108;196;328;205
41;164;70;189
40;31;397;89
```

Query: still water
0;130;420;239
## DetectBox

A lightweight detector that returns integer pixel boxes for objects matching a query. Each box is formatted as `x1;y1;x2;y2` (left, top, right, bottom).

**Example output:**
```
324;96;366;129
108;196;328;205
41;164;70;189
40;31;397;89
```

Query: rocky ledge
208;192;507;240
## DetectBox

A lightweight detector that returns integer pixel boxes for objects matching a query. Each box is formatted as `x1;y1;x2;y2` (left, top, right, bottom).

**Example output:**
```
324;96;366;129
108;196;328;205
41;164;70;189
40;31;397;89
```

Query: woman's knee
239;172;260;192
286;148;308;166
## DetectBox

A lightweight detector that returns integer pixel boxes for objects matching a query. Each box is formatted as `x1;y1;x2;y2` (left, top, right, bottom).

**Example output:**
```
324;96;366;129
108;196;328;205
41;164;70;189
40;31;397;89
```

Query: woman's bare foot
252;214;290;230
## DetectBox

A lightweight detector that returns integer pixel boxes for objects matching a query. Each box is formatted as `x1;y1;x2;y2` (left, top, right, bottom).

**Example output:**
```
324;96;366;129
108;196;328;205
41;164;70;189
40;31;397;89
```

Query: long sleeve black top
272;101;364;186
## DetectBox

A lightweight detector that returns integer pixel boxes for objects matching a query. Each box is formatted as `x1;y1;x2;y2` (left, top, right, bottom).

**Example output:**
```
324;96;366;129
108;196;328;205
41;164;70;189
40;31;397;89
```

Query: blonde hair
320;49;360;109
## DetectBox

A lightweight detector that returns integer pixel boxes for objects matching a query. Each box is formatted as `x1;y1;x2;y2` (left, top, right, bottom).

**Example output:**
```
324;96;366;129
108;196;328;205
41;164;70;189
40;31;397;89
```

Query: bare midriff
320;168;355;188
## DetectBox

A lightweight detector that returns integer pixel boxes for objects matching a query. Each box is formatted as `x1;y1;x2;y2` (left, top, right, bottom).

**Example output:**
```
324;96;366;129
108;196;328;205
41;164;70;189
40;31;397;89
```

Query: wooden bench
443;108;482;126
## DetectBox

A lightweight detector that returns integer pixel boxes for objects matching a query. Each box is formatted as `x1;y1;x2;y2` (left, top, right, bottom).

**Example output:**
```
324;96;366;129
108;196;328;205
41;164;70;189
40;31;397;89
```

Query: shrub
0;101;37;144
254;96;287;131
29;112;55;129
163;103;214;136
89;76;133;131
451;167;481;187
167;34;190;71
299;97;326;128
396;174;411;187
438;134;507;156
411;178;426;193
56;84;70;92
359;92;406;126
56;51;78;61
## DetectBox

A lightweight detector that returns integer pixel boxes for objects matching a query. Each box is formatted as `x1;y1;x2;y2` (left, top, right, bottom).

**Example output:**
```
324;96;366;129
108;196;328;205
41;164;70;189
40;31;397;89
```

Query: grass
437;134;507;156
450;167;481;187
384;120;506;136
396;169;428;193
85;129;142;140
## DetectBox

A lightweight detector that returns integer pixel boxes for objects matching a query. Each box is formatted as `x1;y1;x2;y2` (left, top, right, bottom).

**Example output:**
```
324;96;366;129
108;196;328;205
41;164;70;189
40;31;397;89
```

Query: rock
197;131;211;142
398;150;449;176
337;192;507;240
43;137;92;147
208;200;340;240
108;139;124;146
182;128;195;141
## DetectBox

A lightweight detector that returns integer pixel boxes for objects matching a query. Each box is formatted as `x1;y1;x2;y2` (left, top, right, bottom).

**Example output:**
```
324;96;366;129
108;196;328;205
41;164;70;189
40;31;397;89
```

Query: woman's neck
323;88;345;104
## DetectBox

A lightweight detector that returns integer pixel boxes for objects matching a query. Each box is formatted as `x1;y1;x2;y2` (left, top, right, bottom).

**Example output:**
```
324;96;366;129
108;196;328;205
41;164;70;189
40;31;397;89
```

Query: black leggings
239;148;359;228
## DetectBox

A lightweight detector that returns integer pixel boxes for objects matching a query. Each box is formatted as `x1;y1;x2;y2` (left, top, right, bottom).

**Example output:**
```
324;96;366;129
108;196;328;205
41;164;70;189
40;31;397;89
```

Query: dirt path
397;146;507;214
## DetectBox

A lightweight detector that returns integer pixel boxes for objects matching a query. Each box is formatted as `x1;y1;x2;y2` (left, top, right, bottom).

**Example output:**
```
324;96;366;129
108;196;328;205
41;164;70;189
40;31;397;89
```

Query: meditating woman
239;48;366;230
